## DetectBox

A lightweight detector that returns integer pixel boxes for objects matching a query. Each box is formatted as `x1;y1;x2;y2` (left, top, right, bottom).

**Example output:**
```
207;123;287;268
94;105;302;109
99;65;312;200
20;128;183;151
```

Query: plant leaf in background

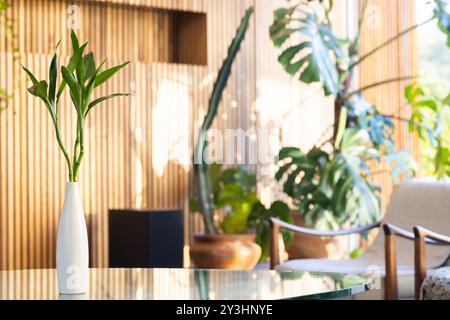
405;82;450;179
249;201;293;261
193;7;254;235
434;0;450;47
219;186;259;234
270;7;343;95
0;1;13;112
275;129;382;230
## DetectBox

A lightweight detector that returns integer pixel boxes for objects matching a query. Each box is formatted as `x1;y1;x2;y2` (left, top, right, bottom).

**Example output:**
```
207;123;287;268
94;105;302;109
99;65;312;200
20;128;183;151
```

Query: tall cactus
194;7;254;235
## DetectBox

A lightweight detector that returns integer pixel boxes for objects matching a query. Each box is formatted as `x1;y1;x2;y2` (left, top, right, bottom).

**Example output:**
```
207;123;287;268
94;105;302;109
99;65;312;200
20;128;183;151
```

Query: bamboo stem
51;112;73;181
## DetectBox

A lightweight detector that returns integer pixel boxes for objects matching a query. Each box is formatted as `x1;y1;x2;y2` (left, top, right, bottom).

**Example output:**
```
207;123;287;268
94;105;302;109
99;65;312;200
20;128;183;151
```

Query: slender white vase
56;182;89;294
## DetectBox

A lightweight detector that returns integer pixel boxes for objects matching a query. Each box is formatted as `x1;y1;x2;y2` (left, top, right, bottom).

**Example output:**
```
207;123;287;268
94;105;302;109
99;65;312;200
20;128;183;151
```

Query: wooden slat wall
0;0;418;270
358;0;418;210
0;0;255;270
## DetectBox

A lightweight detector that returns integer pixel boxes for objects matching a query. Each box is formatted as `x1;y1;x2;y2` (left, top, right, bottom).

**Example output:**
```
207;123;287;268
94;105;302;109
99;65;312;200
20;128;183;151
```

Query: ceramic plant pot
56;182;89;294
286;214;348;259
190;234;261;270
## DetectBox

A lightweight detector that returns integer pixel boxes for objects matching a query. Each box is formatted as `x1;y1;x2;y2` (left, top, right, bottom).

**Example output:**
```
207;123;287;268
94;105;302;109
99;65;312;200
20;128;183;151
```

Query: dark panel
109;209;184;268
147;210;184;267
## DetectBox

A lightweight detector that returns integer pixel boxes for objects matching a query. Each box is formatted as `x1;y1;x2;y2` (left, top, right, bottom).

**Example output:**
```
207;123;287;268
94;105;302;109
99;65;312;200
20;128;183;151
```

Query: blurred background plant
405;82;449;179
190;163;293;260
270;0;450;230
0;1;19;112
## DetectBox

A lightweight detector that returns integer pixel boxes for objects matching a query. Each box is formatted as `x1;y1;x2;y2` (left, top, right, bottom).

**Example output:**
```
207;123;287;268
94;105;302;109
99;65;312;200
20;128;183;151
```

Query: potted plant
22;31;129;294
190;163;293;269
269;0;450;259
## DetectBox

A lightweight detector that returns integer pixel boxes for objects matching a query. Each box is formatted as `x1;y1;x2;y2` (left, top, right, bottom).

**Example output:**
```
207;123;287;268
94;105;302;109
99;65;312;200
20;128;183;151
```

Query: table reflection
0;268;370;300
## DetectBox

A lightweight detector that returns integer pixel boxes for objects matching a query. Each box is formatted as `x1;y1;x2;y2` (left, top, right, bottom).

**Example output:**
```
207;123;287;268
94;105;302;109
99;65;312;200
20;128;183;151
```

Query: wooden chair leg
269;219;280;270
383;225;398;300
413;226;427;300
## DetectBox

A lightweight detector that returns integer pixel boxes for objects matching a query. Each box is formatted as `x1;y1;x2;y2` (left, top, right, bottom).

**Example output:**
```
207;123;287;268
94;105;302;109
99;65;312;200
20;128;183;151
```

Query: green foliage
270;0;450;232
270;6;346;95
0;1;13;112
434;0;450;47
405;82;450;179
193;7;254;234
190;163;293;260
249;201;293;261
275;128;382;230
348;94;416;181
23;30;129;182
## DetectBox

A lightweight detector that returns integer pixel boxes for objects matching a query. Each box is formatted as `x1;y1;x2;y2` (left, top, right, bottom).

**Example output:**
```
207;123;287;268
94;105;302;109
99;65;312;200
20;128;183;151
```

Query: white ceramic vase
56;182;89;294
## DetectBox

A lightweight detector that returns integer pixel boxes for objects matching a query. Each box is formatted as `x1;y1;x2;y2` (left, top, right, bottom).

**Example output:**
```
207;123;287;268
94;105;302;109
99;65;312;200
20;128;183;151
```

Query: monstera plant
270;0;450;231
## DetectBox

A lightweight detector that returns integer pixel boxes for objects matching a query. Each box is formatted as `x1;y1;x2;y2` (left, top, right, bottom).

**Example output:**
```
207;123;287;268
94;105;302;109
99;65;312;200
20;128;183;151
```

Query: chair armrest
269;218;381;270
413;226;450;300
413;226;450;245
382;223;415;300
383;223;414;240
270;217;381;237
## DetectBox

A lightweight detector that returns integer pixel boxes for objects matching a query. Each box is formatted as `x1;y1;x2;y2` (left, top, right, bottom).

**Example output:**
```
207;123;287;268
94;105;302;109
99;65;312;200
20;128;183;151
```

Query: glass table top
0;268;371;300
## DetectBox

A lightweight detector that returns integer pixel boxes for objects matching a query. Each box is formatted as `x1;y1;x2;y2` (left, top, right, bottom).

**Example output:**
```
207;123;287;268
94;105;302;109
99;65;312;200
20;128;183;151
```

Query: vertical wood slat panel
359;0;418;211
0;0;258;270
0;0;418;270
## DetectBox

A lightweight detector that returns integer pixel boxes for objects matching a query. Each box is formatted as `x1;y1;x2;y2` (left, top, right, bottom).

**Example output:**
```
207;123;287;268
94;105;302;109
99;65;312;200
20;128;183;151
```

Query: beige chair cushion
421;267;450;300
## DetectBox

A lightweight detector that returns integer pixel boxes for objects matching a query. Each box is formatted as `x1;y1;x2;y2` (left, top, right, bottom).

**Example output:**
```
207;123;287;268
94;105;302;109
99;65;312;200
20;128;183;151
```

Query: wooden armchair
269;179;450;300
413;226;450;299
384;224;450;299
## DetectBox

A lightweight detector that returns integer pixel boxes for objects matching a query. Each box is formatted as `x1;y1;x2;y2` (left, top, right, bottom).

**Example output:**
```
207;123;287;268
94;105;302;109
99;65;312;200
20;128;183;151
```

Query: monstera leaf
275;130;381;230
270;7;344;95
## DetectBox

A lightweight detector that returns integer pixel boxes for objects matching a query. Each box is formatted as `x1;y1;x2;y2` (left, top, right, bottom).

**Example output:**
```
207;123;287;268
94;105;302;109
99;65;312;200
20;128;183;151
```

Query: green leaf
270;10;341;95
28;80;48;100
434;0;450;47
48;52;58;104
85;93;130;116
83;52;96;82
221;192;258;234
21;65;39;85
70;30;80;52
28;80;51;111
216;184;245;207
57;43;88;100
334;107;348;149
94;61;130;88
61;66;82;109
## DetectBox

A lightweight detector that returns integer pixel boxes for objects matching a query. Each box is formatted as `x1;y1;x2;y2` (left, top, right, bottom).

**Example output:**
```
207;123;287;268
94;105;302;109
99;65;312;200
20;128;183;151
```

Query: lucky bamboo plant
270;0;450;230
22;31;129;182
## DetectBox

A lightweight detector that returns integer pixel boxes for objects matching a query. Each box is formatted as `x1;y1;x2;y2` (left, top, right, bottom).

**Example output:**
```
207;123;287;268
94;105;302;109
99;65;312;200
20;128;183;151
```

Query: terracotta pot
190;234;261;270
286;214;349;259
